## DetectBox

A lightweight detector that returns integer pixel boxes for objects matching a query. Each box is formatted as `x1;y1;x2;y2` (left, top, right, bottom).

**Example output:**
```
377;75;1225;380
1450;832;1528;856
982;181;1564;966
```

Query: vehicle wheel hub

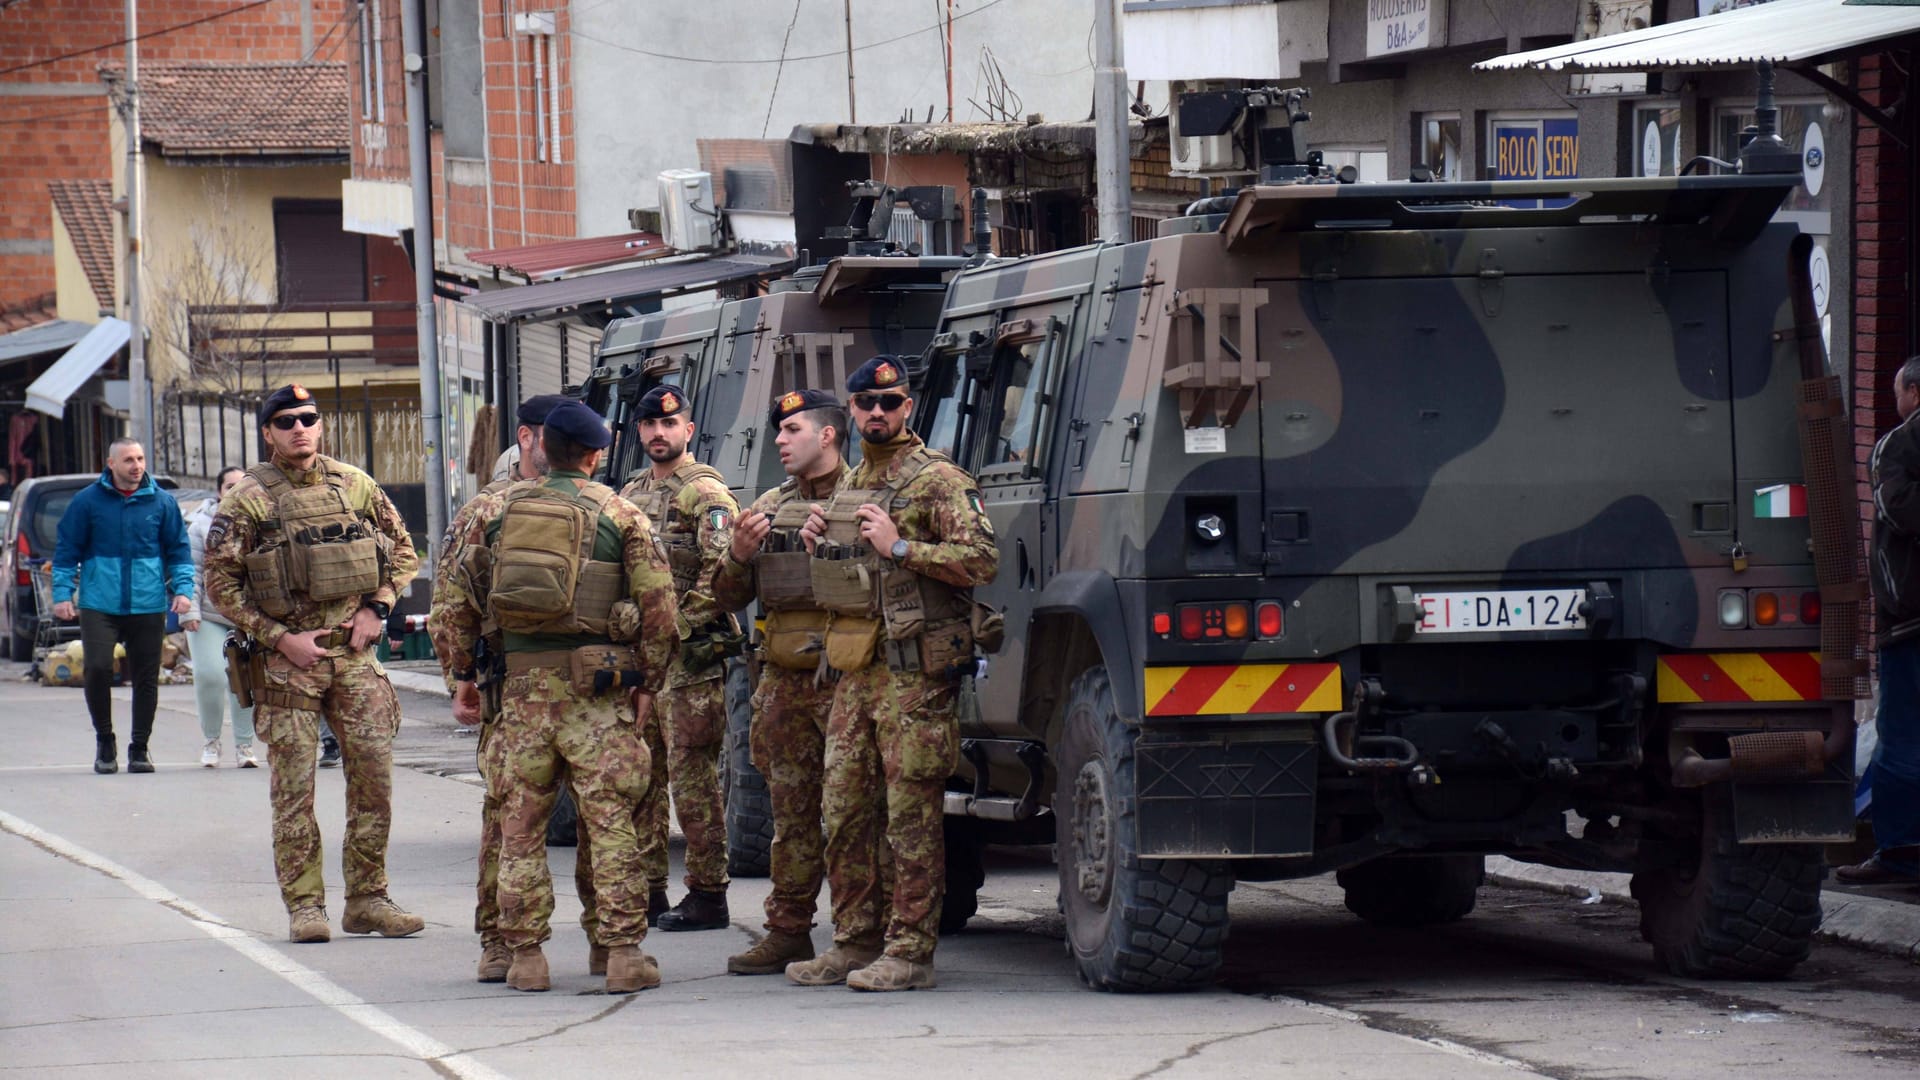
1071;760;1113;907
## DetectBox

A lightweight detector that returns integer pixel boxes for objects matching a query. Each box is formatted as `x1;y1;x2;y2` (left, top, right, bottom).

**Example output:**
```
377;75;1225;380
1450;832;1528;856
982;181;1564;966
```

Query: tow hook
1322;678;1419;772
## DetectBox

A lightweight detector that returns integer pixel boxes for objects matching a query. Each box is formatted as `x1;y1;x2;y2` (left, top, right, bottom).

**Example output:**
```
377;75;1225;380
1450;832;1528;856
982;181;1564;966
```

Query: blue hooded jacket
51;471;195;616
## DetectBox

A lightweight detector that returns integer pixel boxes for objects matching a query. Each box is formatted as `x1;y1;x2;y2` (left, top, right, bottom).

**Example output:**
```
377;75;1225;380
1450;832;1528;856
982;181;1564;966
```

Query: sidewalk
381;658;450;698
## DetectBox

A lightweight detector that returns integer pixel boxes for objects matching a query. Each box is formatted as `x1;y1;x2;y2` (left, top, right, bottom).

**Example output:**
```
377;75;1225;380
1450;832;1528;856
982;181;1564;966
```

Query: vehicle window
922;352;978;462
30;489;79;555
986;343;1042;466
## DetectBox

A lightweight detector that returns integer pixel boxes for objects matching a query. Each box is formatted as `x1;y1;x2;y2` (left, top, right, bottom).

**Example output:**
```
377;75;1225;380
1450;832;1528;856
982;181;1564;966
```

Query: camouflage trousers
577;704;665;947
489;667;652;951
822;663;958;963
253;648;400;913
750;663;832;935
473;722;586;947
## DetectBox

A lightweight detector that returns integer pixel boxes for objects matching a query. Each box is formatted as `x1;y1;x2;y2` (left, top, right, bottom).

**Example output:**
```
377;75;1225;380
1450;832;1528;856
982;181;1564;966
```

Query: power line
562;0;1012;68
0;0;278;77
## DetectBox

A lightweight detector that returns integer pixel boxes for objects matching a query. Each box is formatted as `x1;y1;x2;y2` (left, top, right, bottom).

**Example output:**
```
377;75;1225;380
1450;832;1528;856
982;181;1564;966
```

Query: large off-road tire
940;813;987;934
1336;855;1484;927
546;784;579;847
1630;789;1824;979
1058;666;1233;992
724;658;774;878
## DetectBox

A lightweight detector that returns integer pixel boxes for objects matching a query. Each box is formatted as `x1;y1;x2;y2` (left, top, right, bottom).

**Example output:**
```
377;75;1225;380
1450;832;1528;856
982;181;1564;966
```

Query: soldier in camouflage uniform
428;393;568;983
585;385;741;933
710;389;851;973
435;401;680;993
202;383;425;945
790;357;998;991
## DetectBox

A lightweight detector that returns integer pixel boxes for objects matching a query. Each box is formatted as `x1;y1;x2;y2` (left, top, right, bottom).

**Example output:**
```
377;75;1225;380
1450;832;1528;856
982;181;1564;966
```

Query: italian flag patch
1754;483;1807;519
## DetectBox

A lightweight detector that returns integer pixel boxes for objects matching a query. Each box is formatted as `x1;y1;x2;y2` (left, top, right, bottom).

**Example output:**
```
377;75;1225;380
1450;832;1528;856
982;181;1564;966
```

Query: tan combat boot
476;939;512;983
784;937;881;986
588;943;609;976
847;954;936;992
288;905;330;944
728;930;815;975
604;945;662;994
342;893;425;937
506;946;550;992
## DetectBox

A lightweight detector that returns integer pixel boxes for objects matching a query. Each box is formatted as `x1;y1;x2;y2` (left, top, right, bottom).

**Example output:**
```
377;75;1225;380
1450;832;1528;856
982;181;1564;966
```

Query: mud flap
1135;734;1316;857
1730;779;1855;843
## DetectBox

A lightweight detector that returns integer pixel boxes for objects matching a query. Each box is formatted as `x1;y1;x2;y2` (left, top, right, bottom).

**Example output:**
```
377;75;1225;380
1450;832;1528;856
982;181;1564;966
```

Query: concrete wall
572;0;1101;235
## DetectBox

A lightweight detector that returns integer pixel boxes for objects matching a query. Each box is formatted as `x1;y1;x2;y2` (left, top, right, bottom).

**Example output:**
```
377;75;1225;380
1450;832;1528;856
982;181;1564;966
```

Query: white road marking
0;807;515;1080
1266;994;1546;1074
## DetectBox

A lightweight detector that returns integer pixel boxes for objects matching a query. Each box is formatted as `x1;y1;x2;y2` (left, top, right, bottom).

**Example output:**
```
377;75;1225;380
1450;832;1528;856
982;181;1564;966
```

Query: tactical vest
240;459;386;621
630;459;726;596
810;446;974;675
755;481;830;671
487;479;625;638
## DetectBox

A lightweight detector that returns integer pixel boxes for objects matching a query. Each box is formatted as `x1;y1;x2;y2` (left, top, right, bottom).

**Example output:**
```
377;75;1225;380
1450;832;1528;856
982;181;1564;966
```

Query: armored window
974;314;1070;479
988;343;1041;467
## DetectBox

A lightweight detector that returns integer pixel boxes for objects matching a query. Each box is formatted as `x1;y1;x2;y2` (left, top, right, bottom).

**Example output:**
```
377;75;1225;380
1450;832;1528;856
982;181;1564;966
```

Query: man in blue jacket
52;439;195;773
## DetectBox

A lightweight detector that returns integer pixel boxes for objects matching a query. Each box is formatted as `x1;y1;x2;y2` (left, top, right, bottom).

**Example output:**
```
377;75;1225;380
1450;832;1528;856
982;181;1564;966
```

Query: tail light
1752;591;1780;626
1801;591;1821;625
1255;599;1284;638
1151;611;1172;637
1176;602;1251;641
14;533;28;587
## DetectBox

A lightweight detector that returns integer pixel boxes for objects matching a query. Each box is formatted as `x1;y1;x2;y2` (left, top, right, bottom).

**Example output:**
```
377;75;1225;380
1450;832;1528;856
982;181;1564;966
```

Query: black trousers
79;609;165;748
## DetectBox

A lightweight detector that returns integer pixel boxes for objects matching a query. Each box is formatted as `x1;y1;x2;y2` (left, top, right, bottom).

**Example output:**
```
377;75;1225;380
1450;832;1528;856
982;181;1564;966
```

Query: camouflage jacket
202;453;418;648
710;461;849;613
426;476;514;691
618;453;737;630
433;470;679;694
851;431;998;591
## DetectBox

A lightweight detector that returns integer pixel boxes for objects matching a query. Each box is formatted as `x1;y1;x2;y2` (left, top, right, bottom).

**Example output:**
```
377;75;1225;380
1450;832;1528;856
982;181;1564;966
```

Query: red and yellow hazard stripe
1655;652;1822;703
1144;663;1341;716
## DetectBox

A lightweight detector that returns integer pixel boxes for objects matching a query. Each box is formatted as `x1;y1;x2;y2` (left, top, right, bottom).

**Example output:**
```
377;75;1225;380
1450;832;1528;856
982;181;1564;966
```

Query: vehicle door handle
1016;538;1033;590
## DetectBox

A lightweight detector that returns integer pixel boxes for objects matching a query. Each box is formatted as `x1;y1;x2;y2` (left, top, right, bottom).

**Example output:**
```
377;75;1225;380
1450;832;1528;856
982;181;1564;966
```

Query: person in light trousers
184;467;256;767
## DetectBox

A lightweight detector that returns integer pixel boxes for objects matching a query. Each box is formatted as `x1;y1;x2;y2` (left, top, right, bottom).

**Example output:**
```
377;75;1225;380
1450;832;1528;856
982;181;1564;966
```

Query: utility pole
844;0;857;123
400;0;448;566
1092;0;1132;242
124;0;149;451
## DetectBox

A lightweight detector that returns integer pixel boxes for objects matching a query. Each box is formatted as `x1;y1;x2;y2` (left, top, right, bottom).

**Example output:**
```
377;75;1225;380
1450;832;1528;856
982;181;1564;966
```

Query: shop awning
1476;0;1920;73
26;317;129;417
459;254;790;324
0;318;93;367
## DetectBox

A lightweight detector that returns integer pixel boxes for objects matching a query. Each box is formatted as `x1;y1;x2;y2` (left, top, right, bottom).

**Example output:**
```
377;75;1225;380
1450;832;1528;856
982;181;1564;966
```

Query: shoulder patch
205;516;231;548
966;490;986;515
708;508;730;532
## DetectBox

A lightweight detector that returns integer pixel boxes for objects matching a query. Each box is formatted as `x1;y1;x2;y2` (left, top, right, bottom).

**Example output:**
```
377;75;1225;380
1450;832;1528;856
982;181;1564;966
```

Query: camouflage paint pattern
711;467;850;932
201;453;417;914
490;667;652;950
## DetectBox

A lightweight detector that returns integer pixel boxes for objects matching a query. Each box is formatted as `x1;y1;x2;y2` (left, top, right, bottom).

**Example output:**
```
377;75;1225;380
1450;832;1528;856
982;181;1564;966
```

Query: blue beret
258;383;318;424
770;388;840;425
634;385;689;420
517;394;572;426
846;356;908;394
541;400;611;450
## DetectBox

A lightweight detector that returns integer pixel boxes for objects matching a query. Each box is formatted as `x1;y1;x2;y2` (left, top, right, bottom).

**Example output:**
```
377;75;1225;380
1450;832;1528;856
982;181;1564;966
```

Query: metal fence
156;383;425;486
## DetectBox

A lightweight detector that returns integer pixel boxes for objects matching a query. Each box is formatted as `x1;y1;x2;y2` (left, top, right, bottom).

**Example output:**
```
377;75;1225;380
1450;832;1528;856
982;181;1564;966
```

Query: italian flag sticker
1754;483;1808;519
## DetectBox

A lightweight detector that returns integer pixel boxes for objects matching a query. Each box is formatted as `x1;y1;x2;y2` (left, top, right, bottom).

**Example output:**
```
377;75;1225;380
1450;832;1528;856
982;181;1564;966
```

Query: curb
384;666;450;699
1486;856;1920;964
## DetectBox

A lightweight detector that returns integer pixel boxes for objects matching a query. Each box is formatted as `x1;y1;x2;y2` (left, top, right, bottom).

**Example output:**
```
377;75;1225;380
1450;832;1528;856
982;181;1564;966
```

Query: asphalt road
3;673;1917;1079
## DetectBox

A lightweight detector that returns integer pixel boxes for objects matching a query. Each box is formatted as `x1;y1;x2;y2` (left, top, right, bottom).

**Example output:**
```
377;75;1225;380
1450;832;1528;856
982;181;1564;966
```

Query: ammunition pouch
811;543;879;616
756;549;816;610
302;529;381;601
763;608;828;671
882;615;974;680
243;549;294;618
825;614;883;673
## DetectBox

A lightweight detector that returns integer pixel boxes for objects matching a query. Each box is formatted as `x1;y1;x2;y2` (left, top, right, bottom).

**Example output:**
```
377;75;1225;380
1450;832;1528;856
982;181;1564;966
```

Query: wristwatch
890;538;910;560
364;599;392;620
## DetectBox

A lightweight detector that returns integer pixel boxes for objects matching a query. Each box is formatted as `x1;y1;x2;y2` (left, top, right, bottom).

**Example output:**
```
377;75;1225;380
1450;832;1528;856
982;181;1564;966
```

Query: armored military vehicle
917;112;1861;988
579;250;966;872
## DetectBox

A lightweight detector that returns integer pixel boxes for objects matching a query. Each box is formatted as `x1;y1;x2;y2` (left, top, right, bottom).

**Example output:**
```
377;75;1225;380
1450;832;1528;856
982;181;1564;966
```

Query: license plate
1412;588;1587;634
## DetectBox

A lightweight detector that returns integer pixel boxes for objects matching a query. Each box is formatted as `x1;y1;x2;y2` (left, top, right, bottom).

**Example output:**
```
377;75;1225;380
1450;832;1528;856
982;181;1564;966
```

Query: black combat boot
93;737;117;774
127;743;154;773
655;888;729;932
646;887;670;928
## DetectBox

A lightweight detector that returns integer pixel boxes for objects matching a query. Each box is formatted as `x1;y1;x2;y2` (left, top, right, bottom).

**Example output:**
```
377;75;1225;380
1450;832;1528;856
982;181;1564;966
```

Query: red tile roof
0;293;58;334
467;232;673;282
99;62;349;158
48;179;115;310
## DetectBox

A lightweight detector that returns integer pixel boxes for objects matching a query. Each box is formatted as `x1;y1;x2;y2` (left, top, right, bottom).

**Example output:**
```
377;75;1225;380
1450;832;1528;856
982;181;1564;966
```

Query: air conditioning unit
657;169;717;251
1168;80;1246;176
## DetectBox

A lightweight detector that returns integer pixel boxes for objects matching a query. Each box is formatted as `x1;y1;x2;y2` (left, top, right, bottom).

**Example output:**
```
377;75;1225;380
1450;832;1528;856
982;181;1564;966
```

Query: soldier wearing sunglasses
790;356;998;992
202;383;424;946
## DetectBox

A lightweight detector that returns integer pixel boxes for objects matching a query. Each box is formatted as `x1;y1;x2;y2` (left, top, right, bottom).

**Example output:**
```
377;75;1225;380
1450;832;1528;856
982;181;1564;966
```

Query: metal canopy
0;319;93;367
459;254;791;324
26;317;129;417
1475;0;1920;73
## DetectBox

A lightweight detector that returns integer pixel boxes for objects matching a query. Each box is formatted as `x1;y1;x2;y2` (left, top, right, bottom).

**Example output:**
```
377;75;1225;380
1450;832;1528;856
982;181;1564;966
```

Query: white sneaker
236;742;259;768
200;740;221;768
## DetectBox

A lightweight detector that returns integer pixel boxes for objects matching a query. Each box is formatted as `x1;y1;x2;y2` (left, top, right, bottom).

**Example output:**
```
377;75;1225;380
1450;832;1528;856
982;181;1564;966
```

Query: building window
1317;147;1388;183
1486;114;1579;207
1420;114;1462;181
1632;104;1684;176
274;200;368;304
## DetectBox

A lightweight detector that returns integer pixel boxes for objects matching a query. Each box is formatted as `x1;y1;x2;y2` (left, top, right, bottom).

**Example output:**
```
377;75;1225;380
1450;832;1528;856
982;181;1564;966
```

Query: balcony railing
186;300;418;373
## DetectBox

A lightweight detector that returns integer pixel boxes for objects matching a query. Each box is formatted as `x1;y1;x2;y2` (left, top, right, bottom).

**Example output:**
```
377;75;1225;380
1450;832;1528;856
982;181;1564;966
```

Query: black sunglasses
852;393;908;412
270;412;322;430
